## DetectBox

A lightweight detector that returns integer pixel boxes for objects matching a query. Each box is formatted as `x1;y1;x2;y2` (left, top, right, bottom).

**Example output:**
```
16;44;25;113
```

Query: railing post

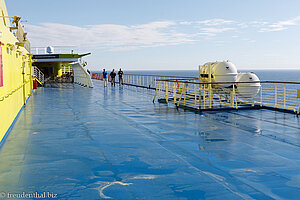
173;82;176;104
139;76;141;86
194;83;197;108
203;85;206;109
199;84;202;109
177;83;185;107
233;84;238;109
231;85;234;108
158;81;162;99
283;83;286;108
153;83;158;103
208;63;212;108
147;76;149;88
260;85;263;107
275;83;277;107
165;81;168;103
183;83;187;106
151;76;153;88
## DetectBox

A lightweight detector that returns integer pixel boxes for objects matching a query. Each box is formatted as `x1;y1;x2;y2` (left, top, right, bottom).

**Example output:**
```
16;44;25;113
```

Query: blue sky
6;0;300;70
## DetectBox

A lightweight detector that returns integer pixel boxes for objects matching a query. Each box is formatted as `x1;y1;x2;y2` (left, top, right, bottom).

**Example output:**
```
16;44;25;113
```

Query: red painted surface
91;73;103;80
33;79;37;89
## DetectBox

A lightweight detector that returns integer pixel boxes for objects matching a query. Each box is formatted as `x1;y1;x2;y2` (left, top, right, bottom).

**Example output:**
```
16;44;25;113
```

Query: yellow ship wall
0;0;33;145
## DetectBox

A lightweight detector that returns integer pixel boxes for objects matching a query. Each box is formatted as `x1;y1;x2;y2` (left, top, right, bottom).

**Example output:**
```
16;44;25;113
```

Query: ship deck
1;80;300;199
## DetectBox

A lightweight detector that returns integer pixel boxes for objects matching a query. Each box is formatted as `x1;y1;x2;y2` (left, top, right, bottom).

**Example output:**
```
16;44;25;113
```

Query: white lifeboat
236;72;261;98
199;61;238;87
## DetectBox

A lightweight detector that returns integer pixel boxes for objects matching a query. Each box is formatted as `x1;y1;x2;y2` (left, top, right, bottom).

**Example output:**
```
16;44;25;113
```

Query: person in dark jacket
110;69;116;86
118;68;123;85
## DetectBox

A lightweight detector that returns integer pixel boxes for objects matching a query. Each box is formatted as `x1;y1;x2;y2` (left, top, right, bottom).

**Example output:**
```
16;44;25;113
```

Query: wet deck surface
1;80;300;199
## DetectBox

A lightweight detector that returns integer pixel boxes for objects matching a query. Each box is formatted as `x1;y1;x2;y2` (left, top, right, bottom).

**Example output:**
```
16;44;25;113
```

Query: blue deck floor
1;80;300;199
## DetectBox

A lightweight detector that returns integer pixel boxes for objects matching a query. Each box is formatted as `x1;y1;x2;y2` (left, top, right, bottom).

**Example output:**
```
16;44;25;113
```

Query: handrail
62;65;73;73
124;73;197;79
262;81;300;84
0;80;29;101
157;79;300;85
90;72;300;84
123;75;300;84
33;66;44;85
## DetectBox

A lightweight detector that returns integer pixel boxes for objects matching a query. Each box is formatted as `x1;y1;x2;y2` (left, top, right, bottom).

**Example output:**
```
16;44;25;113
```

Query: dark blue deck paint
0;81;300;199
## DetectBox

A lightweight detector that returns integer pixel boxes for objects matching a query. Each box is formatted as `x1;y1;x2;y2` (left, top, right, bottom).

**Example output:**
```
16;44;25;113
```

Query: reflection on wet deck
1;81;300;199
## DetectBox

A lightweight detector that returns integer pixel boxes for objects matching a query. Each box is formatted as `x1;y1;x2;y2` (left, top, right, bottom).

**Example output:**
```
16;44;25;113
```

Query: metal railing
31;47;78;55
154;79;300;114
33;66;44;85
91;72;300;114
123;74;196;88
62;65;73;73
0;80;30;101
257;81;300;113
91;72;196;88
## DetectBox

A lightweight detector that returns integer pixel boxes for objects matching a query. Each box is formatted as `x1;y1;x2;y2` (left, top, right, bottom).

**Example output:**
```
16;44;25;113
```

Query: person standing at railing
103;69;108;87
118;68;123;85
110;69;116;86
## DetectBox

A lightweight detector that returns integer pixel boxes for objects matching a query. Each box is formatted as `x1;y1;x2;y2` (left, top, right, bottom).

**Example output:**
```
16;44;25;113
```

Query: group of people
102;68;123;87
